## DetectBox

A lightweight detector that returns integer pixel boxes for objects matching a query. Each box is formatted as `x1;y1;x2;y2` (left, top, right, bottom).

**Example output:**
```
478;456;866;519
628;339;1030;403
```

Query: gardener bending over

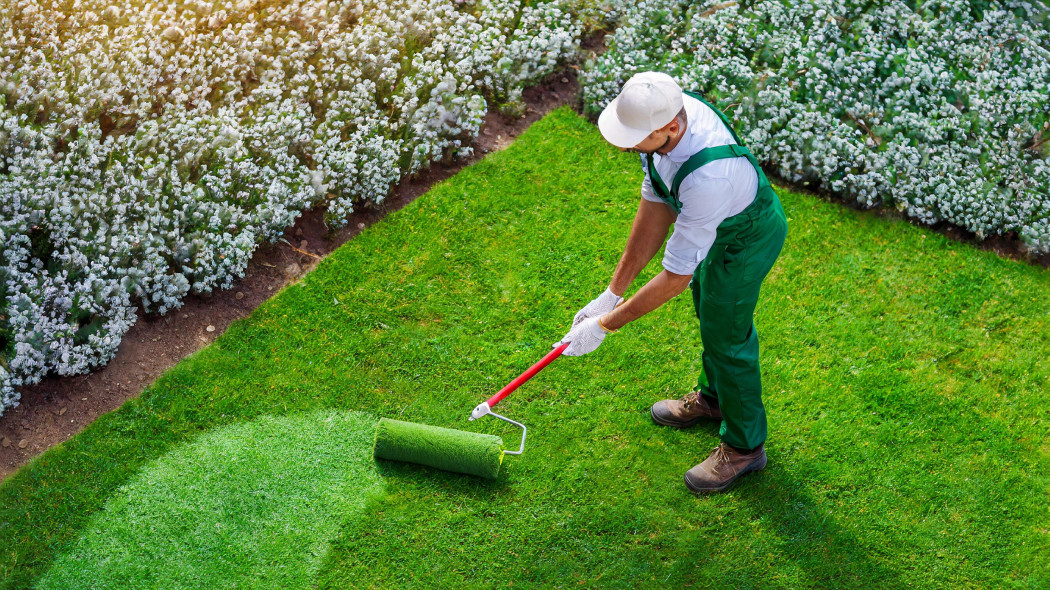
558;72;788;493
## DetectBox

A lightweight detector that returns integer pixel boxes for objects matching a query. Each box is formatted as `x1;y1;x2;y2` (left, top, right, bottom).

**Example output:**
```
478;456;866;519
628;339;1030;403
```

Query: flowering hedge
583;0;1050;250
0;0;614;414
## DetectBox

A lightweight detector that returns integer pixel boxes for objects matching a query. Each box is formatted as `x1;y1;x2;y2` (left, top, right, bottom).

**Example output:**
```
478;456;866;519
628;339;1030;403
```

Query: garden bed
0;72;579;480
0;0;606;417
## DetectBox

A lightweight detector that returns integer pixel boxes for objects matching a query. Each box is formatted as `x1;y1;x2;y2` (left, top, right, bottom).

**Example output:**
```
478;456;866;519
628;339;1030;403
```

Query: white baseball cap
598;72;684;149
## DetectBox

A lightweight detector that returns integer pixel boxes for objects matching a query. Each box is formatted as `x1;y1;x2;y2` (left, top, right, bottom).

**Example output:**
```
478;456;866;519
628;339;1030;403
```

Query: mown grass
1;108;1047;589
36;411;383;588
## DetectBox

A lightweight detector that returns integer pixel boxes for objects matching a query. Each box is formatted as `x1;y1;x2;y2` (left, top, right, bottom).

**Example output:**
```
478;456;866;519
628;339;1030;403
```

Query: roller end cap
469;402;490;421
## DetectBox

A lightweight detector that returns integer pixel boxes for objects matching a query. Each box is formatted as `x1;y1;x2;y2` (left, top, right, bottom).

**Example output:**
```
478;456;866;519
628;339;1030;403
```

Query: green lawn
2;108;1048;589
36;411;384;588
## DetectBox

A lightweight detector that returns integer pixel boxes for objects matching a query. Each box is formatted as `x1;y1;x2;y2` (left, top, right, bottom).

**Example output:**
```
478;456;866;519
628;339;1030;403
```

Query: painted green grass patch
37;411;382;589
1;108;1048;589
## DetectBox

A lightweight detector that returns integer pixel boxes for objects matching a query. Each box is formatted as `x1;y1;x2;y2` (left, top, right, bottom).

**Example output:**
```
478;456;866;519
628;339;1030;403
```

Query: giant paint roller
373;341;569;478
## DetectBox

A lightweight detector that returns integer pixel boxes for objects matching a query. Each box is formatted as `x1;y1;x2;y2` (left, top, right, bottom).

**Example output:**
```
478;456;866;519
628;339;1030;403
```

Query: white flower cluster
583;0;1050;250
0;0;586;415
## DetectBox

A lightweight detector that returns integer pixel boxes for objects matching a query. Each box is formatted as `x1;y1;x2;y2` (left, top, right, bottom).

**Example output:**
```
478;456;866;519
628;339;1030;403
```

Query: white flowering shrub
0;0;588;415
584;0;1050;249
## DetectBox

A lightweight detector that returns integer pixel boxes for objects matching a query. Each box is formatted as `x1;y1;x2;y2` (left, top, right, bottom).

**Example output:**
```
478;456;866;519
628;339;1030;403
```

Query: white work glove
556;316;609;357
572;289;623;328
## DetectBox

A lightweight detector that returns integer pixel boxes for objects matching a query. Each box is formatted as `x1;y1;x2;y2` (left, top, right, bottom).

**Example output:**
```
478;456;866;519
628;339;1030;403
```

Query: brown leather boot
650;391;722;428
684;443;767;494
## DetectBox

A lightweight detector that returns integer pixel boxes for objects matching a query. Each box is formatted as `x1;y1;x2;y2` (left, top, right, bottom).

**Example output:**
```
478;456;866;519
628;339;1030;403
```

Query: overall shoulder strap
670;144;754;196
673;91;774;196
645;153;682;213
642;92;755;213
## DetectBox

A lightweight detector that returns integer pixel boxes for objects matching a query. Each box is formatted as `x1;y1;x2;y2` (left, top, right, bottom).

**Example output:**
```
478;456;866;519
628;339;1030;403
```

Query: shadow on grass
733;452;906;590
649;413;905;588
373;459;513;491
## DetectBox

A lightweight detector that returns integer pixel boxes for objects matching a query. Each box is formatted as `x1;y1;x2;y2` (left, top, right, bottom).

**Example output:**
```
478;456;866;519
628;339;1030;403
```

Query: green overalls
645;92;788;450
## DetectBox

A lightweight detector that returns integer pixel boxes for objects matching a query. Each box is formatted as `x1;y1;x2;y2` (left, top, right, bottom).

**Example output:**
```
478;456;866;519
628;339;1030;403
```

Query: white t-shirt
640;94;759;276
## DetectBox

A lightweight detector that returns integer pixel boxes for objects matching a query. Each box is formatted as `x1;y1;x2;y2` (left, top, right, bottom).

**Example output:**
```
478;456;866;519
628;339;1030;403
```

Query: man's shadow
676;421;906;588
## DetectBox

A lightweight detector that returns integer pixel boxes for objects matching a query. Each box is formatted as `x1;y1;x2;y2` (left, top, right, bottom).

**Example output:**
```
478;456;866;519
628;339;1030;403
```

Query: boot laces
711;444;732;474
680;391;702;409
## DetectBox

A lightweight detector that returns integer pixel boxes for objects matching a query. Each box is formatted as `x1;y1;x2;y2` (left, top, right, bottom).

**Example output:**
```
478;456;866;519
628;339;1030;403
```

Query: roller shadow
371;456;513;494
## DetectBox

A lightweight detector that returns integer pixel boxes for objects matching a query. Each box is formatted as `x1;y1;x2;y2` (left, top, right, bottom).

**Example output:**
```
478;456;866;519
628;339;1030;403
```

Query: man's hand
556;317;609;356
572;289;623;328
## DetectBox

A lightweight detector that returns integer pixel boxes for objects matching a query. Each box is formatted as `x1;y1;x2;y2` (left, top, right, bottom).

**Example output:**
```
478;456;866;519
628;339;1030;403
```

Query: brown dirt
0;72;581;481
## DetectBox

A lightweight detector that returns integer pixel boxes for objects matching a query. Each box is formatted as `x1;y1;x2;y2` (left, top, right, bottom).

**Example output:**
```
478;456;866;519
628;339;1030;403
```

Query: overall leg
698;195;786;449
696;252;767;450
685;194;787;492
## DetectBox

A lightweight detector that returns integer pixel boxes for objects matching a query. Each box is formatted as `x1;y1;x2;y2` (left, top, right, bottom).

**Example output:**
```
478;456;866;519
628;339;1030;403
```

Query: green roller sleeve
373;418;505;479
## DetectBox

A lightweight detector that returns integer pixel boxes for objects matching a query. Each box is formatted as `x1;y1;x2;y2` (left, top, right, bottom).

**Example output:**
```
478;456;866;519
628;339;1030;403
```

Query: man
557;72;788;493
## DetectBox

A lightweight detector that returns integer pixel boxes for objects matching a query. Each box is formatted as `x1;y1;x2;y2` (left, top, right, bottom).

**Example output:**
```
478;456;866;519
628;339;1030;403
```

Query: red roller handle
485;341;569;408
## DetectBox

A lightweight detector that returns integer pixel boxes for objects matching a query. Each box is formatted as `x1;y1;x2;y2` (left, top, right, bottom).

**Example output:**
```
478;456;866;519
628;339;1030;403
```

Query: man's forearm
602;269;692;331
609;199;675;296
